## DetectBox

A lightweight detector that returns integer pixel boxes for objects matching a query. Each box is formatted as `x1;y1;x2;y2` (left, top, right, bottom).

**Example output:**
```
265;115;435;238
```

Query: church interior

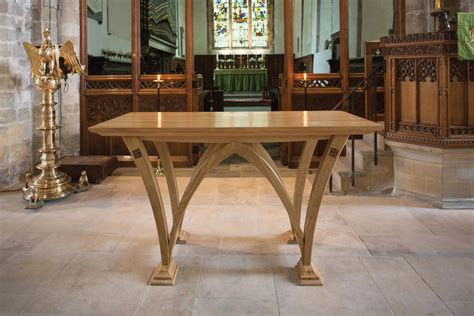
0;0;473;314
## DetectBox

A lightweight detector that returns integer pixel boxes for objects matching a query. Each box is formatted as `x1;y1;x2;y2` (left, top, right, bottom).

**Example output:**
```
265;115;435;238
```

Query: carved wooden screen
81;0;198;166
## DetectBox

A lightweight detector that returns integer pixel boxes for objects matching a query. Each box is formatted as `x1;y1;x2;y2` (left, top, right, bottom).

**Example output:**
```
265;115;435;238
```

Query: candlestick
154;74;164;111
302;73;310;111
153;74;165;175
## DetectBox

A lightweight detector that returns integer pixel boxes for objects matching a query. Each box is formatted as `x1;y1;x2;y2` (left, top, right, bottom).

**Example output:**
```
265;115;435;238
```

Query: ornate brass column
22;28;89;208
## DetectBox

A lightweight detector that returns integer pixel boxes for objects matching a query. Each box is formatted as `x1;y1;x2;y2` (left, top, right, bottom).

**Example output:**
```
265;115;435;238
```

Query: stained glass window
251;0;267;47
212;0;269;49
213;0;230;48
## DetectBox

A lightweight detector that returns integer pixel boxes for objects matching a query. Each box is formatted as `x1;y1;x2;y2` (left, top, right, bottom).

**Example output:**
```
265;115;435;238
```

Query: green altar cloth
458;12;474;60
214;68;268;92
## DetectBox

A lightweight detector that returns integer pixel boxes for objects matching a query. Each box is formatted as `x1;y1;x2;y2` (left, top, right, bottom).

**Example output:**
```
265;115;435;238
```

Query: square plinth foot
148;260;179;286
176;230;189;244
285;230;298;244
295;258;322;286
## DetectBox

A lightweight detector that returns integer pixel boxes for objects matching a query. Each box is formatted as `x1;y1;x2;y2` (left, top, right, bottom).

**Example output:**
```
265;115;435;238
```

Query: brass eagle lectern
22;28;88;208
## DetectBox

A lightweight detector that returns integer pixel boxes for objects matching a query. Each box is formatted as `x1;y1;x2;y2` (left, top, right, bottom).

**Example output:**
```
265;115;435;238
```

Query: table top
89;111;383;142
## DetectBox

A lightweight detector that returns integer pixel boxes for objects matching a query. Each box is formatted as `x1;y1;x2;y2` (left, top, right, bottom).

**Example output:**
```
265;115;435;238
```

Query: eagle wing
22;42;42;79
59;41;85;75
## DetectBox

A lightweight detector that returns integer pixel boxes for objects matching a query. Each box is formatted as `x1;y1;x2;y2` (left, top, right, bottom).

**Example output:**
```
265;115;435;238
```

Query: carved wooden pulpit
382;31;473;148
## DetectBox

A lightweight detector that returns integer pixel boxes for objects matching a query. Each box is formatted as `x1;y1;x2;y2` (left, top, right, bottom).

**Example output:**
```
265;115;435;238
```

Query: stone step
330;133;394;195
345;137;393;172
334;168;394;194
363;131;387;151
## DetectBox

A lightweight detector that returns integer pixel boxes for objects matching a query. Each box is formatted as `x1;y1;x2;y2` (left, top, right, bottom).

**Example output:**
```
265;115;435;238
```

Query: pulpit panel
399;81;417;123
382;31;474;147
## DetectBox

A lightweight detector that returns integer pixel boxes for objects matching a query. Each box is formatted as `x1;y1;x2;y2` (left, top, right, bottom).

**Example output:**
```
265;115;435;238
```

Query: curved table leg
123;137;177;285
287;140;318;244
125;137;348;287
296;135;349;285
155;142;189;244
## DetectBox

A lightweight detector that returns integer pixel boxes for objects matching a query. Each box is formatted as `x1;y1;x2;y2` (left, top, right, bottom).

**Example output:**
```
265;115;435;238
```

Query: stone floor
0;167;473;315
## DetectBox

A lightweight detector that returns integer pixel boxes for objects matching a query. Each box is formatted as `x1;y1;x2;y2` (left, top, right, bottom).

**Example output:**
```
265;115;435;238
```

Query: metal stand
302;77;310;111
154;77;165;175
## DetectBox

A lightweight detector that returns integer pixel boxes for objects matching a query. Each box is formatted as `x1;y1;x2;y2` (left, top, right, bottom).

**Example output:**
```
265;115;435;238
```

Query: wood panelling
266;54;284;90
195;55;216;90
382;31;474;147
399;82;417;122
419;82;438;125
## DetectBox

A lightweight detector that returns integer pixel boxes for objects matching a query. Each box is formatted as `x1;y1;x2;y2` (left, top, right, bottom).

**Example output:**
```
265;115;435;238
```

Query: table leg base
148;260;179;286
295;258;322;286
176;230;189;244
285;230;298;244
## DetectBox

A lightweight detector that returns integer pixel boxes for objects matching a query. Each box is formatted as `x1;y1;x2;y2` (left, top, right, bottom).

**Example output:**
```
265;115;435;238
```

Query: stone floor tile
361;256;452;315
20;207;98;234
337;203;432;236
313;228;371;257
193;298;279;316
1;173;473;315
0;252;76;296
360;235;414;256
24;253;155;315
405;256;474;302
444;209;474;235
0;231;51;252
113;225;161;255
220;236;274;255
174;234;220;256
197;255;276;301
272;255;393;315
445;301;474;316
186;205;260;237
0;293;36;316
134;256;204;316
30;231;124;254
257;204;293;236
409;207;473;235
0;210;39;241
400;234;474;256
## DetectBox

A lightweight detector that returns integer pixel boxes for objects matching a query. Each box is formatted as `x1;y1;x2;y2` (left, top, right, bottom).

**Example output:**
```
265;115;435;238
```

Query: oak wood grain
89;111;383;142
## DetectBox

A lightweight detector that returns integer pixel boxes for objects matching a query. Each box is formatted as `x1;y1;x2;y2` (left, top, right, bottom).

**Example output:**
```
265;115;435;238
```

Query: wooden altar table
89;111;382;286
214;68;268;92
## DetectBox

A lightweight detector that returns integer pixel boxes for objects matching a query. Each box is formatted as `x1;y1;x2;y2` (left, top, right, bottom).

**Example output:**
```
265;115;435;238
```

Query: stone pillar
405;0;472;34
387;141;474;209
459;0;474;12
0;0;81;191
58;0;80;157
0;0;33;190
405;0;434;34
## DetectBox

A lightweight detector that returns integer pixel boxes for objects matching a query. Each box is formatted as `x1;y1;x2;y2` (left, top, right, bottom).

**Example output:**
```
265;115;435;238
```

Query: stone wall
0;0;80;191
0;0;33;191
406;0;473;34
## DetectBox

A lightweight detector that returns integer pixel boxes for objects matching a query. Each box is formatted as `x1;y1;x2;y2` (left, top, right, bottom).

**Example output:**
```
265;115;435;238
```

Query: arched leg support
233;143;304;248
125;137;348;287
168;143;237;254
287;140;318;244
123;137;177;285
154;142;189;244
296;135;349;285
